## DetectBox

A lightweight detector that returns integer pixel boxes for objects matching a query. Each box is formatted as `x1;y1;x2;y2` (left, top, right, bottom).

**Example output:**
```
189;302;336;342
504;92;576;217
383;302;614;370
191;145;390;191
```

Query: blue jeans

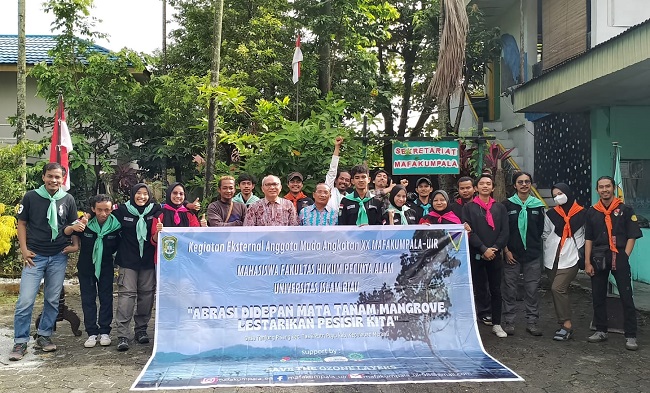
14;252;68;343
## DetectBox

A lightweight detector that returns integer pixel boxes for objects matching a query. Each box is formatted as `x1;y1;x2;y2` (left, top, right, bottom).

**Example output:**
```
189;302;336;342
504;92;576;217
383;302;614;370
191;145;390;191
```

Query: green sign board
392;140;460;175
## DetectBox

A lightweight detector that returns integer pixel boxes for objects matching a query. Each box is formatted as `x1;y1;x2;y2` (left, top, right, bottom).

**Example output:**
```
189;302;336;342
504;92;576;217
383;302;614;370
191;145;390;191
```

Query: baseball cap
416;177;432;187
287;172;303;181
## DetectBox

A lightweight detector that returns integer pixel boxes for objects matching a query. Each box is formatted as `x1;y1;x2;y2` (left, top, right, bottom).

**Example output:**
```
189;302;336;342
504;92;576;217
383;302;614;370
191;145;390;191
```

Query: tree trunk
162;0;167;72
317;0;331;96
17;0;27;184
204;0;224;201
397;46;416;138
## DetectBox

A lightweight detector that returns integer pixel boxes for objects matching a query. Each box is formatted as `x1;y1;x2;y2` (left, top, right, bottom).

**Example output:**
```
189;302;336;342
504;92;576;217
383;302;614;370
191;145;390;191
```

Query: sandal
553;327;573;341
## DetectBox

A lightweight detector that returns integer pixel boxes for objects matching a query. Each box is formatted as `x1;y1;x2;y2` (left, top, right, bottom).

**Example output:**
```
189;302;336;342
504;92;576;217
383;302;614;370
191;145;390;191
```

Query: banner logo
162;236;178;261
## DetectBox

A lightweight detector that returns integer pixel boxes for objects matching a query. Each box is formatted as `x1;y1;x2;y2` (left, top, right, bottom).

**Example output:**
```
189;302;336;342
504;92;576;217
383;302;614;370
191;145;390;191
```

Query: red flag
50;96;73;191
292;34;303;84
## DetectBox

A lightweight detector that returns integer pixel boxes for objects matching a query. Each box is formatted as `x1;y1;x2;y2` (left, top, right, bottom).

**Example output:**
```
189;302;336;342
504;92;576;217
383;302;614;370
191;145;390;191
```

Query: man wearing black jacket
463;173;509;338
338;165;382;226
502;172;545;336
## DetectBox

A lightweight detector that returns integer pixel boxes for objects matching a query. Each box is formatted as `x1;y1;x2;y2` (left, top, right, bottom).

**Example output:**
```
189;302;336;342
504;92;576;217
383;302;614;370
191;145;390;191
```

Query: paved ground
1;275;649;393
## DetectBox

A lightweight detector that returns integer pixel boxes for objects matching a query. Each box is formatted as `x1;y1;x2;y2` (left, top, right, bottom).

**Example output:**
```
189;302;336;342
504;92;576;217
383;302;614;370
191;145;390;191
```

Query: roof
0;35;111;65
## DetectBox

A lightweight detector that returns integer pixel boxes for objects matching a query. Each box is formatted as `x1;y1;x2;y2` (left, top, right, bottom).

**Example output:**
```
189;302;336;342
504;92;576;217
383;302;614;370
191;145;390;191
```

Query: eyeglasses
516;180;531;185
263;182;280;187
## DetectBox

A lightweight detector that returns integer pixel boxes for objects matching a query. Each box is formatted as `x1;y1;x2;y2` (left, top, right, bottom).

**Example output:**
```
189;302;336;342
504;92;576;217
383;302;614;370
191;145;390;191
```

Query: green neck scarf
87;215;121;279
34;185;67;241
388;204;408;225
344;192;373;225
125;201;154;257
507;194;544;249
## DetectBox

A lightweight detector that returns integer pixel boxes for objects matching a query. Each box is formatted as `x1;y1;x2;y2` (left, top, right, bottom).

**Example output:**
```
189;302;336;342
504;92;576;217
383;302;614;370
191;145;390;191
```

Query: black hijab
161;182;190;227
388;185;407;210
130;183;154;213
547;183;586;238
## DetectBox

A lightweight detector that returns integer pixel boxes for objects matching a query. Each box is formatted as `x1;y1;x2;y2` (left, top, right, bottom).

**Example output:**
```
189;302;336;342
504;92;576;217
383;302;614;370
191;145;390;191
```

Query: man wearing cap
284;172;314;214
408;177;434;221
325;137;351;212
244;175;299;226
299;183;338;226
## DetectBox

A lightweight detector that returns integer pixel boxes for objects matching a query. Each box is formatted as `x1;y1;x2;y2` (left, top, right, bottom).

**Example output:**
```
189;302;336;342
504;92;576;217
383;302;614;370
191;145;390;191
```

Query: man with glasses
501;171;545;336
299;183;338;226
244;175;298;226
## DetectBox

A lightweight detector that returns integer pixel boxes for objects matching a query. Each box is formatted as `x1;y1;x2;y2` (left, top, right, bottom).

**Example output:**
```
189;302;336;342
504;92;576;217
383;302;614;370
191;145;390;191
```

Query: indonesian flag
292;34;303;84
49;95;73;191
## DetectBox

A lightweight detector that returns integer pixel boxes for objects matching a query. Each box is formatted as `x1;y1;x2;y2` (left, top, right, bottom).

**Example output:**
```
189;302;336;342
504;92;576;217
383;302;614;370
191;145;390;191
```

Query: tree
205;0;225;200
357;228;461;366
16;0;27;183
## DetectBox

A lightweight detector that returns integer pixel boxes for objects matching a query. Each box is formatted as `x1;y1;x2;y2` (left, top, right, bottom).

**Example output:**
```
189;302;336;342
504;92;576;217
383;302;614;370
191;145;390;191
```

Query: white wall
0;71;49;144
591;0;650;46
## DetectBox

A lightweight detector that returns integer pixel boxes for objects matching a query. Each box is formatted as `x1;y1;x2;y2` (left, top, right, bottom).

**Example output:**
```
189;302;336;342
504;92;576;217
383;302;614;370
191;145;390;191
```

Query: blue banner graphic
132;225;522;390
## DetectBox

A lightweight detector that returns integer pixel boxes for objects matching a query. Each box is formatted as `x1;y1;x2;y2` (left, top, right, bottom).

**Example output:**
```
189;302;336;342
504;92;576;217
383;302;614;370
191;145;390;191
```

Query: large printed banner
132;225;521;390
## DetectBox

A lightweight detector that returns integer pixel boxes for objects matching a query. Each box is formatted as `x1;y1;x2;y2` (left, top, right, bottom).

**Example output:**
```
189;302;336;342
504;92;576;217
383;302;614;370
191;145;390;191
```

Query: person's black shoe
117;337;129;351
479;315;493;326
135;331;150;344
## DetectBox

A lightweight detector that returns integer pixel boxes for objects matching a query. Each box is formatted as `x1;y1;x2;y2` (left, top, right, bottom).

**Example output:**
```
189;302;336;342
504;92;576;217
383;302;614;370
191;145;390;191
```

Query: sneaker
492;324;508;338
626;338;639;351
34;335;56;352
526;324;543;336
135;331;150;344
503;324;515;336
480;315;493;326
99;334;112;346
9;343;27;361
84;335;97;348
553;327;573;341
117;337;129;352
587;331;608;343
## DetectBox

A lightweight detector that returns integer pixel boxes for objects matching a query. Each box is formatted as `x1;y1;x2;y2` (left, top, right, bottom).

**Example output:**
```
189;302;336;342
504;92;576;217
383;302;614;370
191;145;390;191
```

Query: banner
132;226;521;390
392;141;460;175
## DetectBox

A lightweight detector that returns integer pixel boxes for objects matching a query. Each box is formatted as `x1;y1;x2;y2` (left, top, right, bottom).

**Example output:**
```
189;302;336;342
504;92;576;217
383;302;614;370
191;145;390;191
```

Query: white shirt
325;155;345;212
542;213;585;270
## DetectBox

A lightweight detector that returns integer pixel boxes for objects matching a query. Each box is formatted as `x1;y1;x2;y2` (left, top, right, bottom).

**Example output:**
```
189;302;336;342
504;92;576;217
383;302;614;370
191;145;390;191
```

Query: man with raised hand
9;163;81;361
585;176;643;350
501;171;545;336
207;175;247;226
300;183;338;226
325;136;351;212
244;175;299;226
338;165;383;226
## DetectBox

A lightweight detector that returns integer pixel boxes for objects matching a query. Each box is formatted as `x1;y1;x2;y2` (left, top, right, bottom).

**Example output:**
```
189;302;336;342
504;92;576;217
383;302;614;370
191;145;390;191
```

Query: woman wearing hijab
112;183;161;352
419;190;462;225
542;183;586;341
151;183;204;243
382;185;418;225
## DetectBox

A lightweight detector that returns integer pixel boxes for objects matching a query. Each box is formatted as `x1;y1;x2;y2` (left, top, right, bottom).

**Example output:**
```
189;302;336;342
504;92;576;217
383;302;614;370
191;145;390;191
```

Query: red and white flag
292;34;303;84
49;95;73;191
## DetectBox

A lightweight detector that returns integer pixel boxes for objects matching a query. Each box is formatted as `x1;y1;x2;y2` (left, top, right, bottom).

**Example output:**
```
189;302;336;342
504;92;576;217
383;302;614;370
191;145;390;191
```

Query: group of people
8;137;643;362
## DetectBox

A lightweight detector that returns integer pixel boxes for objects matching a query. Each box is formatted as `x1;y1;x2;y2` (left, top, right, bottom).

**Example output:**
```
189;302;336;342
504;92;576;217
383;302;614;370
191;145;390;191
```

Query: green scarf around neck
125;201;155;257
34;185;67;241
388;204;408;225
87;215;121;279
507;194;545;249
344;192;373;225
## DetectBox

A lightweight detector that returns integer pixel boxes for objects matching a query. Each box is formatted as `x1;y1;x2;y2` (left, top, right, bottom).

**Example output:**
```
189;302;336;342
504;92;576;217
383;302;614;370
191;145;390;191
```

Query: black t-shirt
585;203;643;250
16;190;78;256
74;226;121;277
381;208;418;225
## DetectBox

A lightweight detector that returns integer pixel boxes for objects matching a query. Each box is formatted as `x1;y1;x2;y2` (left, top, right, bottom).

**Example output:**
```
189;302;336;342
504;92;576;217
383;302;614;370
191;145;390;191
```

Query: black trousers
78;264;114;336
471;256;503;325
591;252;637;338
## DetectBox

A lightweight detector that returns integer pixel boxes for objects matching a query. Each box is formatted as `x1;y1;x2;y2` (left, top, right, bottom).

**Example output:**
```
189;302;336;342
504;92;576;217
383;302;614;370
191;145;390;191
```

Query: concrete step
487;130;508;140
484;121;503;132
498;139;515;149
537;188;553;198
